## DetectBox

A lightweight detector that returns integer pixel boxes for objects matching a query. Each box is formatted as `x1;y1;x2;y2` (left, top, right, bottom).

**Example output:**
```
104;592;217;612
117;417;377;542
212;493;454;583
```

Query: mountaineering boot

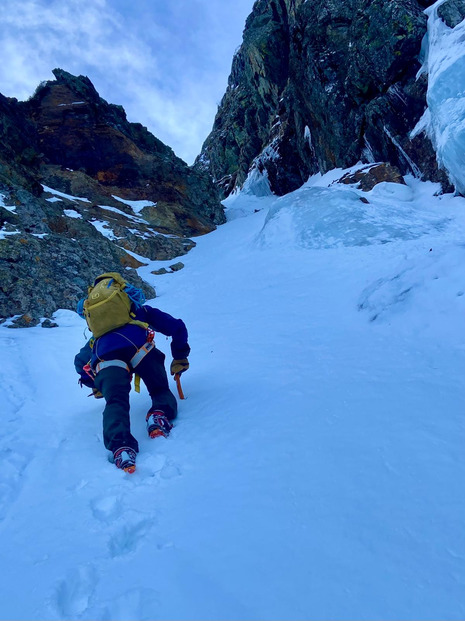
113;446;137;473
146;410;173;439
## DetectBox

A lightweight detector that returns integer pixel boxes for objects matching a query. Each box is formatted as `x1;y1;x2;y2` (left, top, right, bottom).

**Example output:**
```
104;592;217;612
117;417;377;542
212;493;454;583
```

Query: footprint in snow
108;518;154;558
52;564;97;619
0;449;30;522
90;495;122;523
160;459;182;480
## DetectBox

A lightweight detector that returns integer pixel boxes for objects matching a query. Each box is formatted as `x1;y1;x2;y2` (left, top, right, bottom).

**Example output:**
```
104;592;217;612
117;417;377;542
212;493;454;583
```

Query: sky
0;0;255;164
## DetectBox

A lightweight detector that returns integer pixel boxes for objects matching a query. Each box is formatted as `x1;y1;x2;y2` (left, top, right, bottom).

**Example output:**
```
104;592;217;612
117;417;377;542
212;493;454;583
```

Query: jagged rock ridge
0;69;225;326
197;0;451;196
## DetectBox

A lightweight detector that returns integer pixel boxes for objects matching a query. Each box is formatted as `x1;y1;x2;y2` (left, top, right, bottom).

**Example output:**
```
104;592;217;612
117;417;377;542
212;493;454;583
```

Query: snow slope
0;171;465;620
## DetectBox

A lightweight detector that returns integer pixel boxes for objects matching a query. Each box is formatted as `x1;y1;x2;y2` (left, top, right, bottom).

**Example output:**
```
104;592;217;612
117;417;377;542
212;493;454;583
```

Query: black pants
94;347;177;453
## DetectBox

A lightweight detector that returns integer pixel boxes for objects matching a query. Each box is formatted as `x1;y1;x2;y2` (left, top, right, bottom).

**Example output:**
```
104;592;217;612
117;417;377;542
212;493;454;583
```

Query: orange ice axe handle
175;373;185;399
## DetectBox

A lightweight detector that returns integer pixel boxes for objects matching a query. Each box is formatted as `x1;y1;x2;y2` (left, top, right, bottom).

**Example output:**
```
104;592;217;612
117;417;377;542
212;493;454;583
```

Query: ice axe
174;372;186;399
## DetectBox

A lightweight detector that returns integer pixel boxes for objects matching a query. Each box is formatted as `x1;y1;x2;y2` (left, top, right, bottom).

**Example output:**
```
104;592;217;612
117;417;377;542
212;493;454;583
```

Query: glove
91;387;104;399
78;376;95;389
170;358;189;376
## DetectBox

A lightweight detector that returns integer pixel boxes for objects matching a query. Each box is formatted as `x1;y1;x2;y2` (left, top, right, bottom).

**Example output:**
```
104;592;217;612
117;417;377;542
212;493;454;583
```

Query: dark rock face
416;0;440;7
0;94;42;195
0;69;224;325
29;69;224;235
437;0;465;28
197;0;295;195
197;0;451;196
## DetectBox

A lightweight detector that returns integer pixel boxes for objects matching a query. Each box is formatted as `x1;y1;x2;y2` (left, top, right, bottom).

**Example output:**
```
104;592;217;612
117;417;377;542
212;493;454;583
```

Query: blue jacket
74;305;190;388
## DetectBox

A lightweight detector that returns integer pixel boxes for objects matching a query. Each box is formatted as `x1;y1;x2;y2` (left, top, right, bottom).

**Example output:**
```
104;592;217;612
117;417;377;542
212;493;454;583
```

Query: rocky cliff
197;0;451;196
0;69;224;326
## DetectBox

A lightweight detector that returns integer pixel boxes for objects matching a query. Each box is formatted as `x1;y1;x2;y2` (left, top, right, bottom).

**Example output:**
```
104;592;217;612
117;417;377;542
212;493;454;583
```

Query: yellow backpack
83;272;147;338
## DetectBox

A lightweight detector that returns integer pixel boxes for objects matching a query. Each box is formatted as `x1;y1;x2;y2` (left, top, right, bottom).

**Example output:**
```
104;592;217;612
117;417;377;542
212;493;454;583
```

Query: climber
74;272;190;473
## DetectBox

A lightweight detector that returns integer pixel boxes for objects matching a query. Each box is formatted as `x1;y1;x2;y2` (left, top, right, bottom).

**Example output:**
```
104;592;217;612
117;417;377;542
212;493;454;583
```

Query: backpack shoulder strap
128;315;149;331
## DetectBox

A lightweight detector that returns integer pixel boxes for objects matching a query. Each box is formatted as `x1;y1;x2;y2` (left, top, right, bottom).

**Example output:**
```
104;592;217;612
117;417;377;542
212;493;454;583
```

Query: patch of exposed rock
437;0;465;28
338;163;406;191
0;185;155;327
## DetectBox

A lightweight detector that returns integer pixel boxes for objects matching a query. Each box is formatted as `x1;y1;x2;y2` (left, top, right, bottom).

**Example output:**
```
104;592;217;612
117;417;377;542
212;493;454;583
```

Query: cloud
0;0;253;163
